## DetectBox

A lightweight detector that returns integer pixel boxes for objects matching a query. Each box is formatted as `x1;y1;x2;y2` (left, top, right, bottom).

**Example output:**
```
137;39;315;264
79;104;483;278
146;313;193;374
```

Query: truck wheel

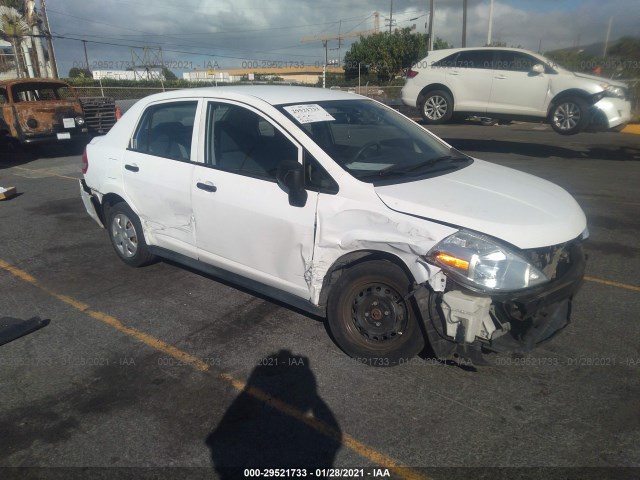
107;202;155;267
420;90;454;124
549;96;590;135
327;261;424;366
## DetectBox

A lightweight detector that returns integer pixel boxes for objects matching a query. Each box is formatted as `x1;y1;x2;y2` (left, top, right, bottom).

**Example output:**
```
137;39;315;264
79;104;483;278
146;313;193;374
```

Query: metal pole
389;0;393;33
83;40;90;74
462;0;467;48
487;0;494;46
603;16;613;58
40;0;58;78
323;40;327;88
428;0;434;50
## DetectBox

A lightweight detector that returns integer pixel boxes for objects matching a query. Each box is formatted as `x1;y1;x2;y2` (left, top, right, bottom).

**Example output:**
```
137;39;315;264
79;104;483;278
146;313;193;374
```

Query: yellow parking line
13;166;78;181
0;258;429;480
621;124;640;135
585;275;640;293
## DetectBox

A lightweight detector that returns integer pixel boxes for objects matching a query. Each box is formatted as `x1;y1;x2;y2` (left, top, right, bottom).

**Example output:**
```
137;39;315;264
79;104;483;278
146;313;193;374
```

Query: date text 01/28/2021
242;468;391;477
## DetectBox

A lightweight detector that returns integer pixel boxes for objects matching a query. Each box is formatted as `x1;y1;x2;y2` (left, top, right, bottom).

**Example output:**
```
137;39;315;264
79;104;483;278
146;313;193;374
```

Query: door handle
449;70;460;76
124;164;139;172
494;75;507;80
196;182;217;193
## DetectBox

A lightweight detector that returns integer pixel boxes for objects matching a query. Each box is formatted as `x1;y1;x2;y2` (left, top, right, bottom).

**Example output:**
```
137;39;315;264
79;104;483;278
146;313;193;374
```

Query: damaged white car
80;86;587;365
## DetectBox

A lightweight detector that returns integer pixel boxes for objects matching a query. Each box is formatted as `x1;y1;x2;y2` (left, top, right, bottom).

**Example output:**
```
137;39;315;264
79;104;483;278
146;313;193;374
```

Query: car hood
573;72;627;88
374;159;587;249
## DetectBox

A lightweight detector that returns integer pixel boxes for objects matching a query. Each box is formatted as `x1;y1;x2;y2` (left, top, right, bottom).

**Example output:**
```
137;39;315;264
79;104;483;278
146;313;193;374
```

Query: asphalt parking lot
1;122;639;480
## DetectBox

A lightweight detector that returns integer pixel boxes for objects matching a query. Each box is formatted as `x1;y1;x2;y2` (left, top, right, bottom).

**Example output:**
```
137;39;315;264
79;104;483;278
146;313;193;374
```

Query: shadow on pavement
0;139;87;170
442;138;640;161
206;349;342;477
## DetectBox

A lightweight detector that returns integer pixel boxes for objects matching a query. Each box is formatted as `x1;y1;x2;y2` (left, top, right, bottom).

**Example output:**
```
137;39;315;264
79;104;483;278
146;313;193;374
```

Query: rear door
489;51;550;116
442;49;495;113
192;100;318;299
122;99;200;257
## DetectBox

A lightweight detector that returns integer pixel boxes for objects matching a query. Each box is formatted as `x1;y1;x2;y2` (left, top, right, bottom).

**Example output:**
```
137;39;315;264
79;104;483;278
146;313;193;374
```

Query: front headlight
603;85;626;99
426;230;549;291
75;116;85;126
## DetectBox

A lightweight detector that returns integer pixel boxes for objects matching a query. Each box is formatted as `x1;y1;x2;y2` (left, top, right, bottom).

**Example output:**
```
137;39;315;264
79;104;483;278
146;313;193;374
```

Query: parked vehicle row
0;78;116;148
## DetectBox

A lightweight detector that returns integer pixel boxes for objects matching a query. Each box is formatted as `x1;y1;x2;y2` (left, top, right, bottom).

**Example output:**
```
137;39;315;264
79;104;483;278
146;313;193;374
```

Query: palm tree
0;6;30;78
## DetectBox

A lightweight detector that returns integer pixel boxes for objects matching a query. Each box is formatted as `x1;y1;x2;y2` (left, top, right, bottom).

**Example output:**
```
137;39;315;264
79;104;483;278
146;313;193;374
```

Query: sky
38;0;639;77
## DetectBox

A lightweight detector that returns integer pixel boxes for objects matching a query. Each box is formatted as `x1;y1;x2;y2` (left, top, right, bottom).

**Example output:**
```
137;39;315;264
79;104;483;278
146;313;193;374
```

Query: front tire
549;96;590;135
327;261;425;366
107;202;155;267
419;90;454;124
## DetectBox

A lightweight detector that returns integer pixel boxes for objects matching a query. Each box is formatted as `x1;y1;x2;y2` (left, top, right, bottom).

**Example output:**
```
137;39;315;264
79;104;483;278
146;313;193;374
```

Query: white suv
402;47;631;135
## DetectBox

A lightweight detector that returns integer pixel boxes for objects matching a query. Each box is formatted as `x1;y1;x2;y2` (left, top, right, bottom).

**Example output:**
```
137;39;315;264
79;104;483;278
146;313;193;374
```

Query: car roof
139;85;361;106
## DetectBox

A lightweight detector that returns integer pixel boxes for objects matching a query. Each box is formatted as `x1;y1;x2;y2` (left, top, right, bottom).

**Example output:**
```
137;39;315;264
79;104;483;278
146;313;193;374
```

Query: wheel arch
417;84;455;108
548;89;598;116
100;192;128;224
317;250;418;308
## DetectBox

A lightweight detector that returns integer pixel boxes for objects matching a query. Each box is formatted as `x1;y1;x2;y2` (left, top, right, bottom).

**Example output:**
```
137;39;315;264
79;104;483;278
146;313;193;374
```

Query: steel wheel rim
553;102;580;131
350;282;407;343
111;213;138;258
424;95;448;120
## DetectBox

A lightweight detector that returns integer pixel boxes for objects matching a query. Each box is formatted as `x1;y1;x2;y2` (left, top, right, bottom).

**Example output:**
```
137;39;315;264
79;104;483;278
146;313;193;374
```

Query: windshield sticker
283;104;335;124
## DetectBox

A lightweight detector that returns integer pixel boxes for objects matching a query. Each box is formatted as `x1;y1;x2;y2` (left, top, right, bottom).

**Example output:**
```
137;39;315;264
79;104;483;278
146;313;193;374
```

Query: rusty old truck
0;78;116;148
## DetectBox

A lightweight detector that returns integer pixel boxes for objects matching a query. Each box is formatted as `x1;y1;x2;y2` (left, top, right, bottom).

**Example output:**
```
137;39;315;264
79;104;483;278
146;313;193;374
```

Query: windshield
278;99;472;184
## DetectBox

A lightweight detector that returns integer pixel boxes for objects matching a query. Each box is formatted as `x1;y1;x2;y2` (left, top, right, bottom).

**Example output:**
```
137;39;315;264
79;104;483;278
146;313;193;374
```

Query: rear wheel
327;261;424;366
549;96;590;135
420;90;454;124
107;202;155;267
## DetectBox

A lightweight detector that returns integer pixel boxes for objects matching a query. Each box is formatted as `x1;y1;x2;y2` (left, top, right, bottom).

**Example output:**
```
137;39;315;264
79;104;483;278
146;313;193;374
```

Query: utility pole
323;40;328;88
428;0;434;50
40;0;58;77
603;16;613;58
462;0;467;48
487;0;494;46
82;40;90;74
389;0;393;33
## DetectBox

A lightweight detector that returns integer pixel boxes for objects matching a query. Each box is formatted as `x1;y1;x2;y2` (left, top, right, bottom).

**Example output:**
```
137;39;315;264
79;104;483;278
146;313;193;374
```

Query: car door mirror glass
276;159;308;207
531;64;545;74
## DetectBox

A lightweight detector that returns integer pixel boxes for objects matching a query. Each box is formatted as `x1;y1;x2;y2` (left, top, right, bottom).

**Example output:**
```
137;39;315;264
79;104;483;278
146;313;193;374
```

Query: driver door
192;101;318;299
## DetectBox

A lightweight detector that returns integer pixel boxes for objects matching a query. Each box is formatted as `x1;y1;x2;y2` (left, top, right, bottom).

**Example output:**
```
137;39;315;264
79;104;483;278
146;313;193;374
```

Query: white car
80;86;587;366
402;47;631;135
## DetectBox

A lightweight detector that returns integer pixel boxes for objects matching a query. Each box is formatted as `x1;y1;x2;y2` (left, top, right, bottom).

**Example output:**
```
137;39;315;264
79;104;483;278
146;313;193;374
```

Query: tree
433;36;453;50
343;28;429;83
161;66;177;81
0;0;23;13
0;6;29;77
68;67;92;78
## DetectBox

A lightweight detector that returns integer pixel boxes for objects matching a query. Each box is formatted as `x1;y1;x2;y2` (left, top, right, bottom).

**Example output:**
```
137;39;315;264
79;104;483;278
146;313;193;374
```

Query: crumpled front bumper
590;97;632;131
414;242;587;362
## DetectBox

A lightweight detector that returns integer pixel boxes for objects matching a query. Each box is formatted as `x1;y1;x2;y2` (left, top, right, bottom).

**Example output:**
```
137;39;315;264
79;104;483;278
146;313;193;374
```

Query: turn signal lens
435;253;469;270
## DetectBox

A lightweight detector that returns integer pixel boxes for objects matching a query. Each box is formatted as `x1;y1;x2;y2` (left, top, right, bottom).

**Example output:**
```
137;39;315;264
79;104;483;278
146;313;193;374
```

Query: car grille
80;97;117;134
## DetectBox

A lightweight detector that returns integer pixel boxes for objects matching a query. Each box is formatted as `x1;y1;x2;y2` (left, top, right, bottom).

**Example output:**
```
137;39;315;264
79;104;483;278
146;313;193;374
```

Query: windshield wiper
377;155;467;177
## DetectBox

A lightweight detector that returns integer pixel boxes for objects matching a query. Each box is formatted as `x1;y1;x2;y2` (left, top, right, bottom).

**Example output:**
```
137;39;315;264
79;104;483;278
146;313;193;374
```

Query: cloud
43;0;639;76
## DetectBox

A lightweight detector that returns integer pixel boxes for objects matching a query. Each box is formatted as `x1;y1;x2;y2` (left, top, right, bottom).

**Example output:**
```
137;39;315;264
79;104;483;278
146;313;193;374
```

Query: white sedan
80;86;588;366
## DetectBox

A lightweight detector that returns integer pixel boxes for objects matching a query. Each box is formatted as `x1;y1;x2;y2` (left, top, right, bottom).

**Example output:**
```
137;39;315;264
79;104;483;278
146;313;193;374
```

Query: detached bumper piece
0;316;50;346
416;242;586;363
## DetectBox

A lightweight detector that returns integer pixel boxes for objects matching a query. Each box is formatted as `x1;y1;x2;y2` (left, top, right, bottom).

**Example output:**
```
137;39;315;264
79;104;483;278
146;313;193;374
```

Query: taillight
406;69;419;78
82;148;88;174
115;105;122;121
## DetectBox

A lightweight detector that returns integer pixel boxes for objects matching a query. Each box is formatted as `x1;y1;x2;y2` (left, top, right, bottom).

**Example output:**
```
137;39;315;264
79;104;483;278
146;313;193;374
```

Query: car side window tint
432;53;459;68
304;151;338;194
494;52;538;72
454;50;494;69
130;101;197;161
205;102;298;180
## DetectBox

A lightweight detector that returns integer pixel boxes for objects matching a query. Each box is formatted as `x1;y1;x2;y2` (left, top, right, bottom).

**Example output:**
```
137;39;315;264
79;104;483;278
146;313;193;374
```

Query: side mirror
531;64;545;74
276;159;308;207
